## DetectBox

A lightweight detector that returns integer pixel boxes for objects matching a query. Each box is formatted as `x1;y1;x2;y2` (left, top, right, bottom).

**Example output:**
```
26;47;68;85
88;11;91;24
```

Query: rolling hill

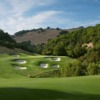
14;28;63;44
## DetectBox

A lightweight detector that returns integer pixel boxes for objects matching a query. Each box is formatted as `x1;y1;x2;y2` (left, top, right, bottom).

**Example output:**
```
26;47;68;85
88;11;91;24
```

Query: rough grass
0;75;100;100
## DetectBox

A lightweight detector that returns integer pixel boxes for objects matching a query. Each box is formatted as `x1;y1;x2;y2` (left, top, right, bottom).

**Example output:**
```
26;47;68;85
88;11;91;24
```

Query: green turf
0;53;75;78
0;75;100;100
0;54;99;100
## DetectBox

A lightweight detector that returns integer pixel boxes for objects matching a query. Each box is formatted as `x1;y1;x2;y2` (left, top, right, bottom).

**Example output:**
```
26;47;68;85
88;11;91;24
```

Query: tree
87;63;99;75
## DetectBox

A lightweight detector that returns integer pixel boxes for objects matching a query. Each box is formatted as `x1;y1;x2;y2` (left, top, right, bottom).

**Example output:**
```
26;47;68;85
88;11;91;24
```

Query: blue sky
0;0;100;34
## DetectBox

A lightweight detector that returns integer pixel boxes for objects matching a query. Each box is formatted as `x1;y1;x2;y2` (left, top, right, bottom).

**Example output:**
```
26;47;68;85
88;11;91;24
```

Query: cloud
4;0;56;17
1;10;61;34
0;0;100;34
0;0;58;34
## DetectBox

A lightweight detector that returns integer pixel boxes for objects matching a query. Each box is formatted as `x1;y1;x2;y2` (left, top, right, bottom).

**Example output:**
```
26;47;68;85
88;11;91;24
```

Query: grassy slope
0;46;30;54
0;53;75;78
0;76;100;100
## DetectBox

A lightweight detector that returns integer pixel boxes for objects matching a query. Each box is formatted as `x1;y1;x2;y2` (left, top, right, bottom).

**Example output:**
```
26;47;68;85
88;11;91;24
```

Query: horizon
0;0;100;34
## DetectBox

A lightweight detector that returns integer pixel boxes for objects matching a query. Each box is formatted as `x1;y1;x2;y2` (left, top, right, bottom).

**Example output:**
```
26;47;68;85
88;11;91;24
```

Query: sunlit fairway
0;76;100;100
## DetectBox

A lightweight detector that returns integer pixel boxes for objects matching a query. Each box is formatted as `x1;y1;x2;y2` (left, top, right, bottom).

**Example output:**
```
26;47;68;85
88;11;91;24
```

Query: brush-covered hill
14;28;64;44
42;24;100;76
0;29;16;48
0;29;31;54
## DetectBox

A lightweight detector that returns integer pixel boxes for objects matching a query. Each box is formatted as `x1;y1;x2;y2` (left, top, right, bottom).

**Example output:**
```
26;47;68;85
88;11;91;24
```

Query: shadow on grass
0;88;100;100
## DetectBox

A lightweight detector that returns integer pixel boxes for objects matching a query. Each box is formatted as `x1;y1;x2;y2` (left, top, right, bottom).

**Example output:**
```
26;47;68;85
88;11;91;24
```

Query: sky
0;0;100;34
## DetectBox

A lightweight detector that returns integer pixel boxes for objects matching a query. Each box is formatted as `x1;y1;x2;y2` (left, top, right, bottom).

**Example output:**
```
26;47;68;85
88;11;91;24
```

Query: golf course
0;76;100;100
0;53;76;78
0;53;100;100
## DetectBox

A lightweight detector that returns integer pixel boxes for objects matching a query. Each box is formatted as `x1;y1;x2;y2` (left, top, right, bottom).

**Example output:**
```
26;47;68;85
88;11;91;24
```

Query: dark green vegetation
43;25;100;57
0;29;16;48
0;76;100;100
42;24;100;77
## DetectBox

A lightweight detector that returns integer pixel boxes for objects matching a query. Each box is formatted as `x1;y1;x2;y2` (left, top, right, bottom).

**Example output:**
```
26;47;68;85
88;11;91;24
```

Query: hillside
0;46;30;54
14;28;62;44
0;29;16;48
0;29;35;53
41;24;100;76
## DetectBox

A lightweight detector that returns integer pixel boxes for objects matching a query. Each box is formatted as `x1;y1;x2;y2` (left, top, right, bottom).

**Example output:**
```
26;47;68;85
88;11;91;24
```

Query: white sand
40;63;48;68
15;60;27;64
15;66;27;70
53;57;61;61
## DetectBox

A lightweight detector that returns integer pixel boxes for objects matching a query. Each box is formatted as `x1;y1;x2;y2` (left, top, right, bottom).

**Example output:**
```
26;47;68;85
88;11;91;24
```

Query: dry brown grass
14;29;61;44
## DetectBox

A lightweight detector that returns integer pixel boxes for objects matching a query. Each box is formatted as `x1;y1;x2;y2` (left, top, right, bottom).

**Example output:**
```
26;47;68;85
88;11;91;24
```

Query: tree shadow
0;88;100;100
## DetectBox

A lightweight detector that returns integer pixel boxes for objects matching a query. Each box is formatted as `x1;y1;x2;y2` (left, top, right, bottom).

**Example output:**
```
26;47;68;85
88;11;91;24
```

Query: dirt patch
82;42;94;48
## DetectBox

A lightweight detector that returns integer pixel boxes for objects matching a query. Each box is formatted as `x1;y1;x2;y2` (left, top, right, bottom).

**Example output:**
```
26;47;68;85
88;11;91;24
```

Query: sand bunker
53;57;61;61
45;57;51;60
52;65;60;68
12;55;19;58
15;66;27;70
15;60;27;64
40;63;48;68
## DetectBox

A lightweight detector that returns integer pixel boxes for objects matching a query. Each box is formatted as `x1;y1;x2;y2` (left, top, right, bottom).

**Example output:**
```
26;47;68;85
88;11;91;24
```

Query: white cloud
6;0;37;16
2;10;61;34
1;0;100;35
0;0;59;34
5;0;56;17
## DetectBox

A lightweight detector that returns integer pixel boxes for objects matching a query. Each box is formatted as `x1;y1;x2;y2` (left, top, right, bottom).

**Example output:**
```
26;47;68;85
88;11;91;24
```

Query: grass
0;53;100;100
0;53;75;78
0;75;100;100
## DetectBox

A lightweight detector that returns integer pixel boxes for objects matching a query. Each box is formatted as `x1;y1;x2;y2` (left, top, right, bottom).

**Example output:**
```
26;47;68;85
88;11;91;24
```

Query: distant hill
14;28;64;44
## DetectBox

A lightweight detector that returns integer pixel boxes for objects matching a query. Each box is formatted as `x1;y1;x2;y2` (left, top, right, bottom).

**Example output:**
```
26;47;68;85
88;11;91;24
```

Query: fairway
0;53;75;78
0;54;100;100
0;75;100;100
